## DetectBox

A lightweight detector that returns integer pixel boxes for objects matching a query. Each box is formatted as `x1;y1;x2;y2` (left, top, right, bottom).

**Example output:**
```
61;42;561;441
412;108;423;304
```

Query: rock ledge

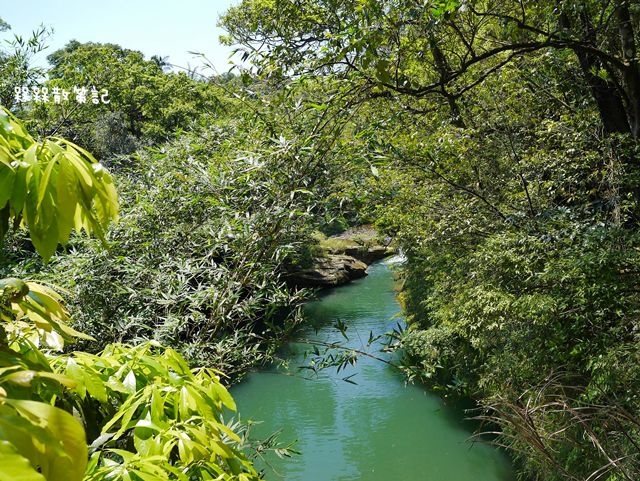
287;254;368;288
286;225;394;288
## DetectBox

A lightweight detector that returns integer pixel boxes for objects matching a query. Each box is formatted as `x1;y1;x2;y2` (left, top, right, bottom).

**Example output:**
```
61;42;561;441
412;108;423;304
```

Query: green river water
232;257;514;481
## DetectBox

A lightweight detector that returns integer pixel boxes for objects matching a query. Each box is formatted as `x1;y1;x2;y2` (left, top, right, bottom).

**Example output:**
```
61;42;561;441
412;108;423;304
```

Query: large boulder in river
285;225;395;289
343;245;390;264
320;225;394;264
287;254;367;288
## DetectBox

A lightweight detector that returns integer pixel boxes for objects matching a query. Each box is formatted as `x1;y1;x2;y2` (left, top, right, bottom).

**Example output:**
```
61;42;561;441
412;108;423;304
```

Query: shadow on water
231;258;515;481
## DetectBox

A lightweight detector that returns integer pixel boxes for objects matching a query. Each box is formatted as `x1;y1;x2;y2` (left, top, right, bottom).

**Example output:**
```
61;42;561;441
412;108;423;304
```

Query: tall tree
222;0;640;222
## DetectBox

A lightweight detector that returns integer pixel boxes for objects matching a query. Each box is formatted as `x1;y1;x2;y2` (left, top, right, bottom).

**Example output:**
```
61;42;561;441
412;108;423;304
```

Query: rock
286;254;368;288
323;225;395;264
286;225;395;289
344;245;389;264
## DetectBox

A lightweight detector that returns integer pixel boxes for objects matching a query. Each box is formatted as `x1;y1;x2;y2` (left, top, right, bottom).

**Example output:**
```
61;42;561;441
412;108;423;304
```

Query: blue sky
2;0;241;74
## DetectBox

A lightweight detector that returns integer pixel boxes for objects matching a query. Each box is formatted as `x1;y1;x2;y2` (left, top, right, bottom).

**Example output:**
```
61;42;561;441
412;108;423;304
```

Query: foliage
0;18;51;110
0;103;116;480
0;108;260;480
222;0;640;139
479;374;640;481
0;106;118;261
36;84;350;373
22;41;222;158
221;2;640;480
371;56;640;481
61;342;260;481
5;1;640;479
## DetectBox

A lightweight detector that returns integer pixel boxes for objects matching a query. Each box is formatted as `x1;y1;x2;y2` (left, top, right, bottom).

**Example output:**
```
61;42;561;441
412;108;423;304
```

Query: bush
44;119;324;374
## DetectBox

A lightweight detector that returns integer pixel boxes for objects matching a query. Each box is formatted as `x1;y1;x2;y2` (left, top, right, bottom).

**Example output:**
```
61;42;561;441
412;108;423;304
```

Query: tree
221;2;640;479
223;1;640;136
0;17;51;110
28;41;222;157
222;0;640;220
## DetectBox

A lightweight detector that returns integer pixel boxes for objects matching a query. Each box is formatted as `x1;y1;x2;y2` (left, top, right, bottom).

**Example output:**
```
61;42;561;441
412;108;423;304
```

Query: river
231;257;514;481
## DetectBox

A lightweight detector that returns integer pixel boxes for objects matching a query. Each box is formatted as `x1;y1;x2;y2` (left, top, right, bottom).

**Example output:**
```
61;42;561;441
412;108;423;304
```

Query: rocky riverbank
286;226;394;288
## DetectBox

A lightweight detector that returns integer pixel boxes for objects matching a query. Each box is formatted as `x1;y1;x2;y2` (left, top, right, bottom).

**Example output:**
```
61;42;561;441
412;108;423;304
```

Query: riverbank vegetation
222;1;640;479
2;1;640;480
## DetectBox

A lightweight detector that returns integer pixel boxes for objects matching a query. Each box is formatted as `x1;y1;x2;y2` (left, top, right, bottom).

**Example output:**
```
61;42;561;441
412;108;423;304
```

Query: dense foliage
42;115;323;372
223;1;640;480
0;107;261;480
19;41;223;159
4;1;640;479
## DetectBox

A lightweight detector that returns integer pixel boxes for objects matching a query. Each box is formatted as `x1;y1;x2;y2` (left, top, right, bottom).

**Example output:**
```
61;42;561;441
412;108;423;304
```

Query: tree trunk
616;2;640;139
567;10;631;136
576;54;631;135
429;37;466;128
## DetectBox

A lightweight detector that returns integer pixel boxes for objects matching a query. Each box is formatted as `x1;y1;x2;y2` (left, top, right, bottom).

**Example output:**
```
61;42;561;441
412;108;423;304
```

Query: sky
1;0;242;75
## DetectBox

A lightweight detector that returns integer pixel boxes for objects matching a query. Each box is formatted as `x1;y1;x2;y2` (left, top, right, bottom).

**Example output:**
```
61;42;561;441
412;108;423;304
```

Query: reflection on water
232;259;514;481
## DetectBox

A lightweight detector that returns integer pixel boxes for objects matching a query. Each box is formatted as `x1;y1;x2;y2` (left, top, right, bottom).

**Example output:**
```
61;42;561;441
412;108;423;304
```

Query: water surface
232;258;513;481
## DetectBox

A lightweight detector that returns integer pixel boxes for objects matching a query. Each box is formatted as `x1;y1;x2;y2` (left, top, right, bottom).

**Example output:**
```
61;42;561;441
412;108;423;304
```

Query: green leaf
83;369;108;403
22;144;37;165
0;169;15;209
55;157;78;245
123;370;137;394
375;59;391;84
9;163;28;216
6;399;88;481
37;154;58;208
0;440;47;481
4;370;77;389
129;469;167;481
211;381;236;411
307;102;327;111
29;188;59;262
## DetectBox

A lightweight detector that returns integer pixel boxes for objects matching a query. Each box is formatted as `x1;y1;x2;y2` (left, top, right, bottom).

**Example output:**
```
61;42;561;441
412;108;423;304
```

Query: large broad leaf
0;440;46;481
0;168;14;210
55;156;78;245
0;405;68;479
5;400;88;481
8;163;28;218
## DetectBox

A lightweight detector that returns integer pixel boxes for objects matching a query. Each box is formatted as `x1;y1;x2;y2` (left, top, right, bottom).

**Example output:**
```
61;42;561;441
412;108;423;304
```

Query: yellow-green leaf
6;399;88;481
0;440;47;481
